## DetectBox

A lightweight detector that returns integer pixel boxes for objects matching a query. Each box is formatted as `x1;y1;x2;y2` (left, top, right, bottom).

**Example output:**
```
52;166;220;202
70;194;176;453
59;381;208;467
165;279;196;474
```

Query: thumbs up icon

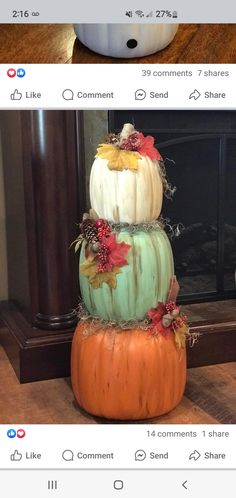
10;450;23;461
10;89;22;101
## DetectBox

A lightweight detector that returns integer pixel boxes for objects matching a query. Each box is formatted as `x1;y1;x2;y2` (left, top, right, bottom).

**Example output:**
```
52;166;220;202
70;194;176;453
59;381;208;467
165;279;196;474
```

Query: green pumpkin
79;228;174;322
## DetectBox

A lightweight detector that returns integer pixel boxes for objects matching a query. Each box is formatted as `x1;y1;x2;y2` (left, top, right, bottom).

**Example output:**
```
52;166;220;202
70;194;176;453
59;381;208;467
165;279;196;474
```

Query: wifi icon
135;10;144;17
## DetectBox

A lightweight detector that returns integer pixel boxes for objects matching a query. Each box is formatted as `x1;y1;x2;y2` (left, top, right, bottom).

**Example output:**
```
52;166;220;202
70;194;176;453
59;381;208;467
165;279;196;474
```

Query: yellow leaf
90;266;121;289
96;144;139;171
80;259;121;289
80;259;97;279
174;324;189;349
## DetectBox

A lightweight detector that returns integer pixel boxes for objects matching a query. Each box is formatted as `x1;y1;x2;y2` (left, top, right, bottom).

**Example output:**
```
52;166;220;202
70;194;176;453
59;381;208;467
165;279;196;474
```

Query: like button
11;450;23;461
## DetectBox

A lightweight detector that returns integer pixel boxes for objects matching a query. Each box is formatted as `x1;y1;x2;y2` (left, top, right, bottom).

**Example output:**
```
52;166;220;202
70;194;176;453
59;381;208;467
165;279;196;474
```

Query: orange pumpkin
71;320;186;420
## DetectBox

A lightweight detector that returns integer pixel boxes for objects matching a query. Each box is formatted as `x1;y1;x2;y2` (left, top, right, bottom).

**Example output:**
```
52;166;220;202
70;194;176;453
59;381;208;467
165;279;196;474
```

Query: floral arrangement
96;127;161;171
74;213;131;289
147;301;189;348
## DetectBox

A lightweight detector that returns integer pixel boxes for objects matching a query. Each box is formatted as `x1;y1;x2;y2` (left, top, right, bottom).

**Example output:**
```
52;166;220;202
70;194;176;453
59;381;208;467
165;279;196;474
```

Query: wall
83;110;108;208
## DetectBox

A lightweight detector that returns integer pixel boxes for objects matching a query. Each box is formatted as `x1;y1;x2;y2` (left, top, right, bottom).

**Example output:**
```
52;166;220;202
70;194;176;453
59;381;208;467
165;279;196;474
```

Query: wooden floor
0;24;235;63
0;343;235;424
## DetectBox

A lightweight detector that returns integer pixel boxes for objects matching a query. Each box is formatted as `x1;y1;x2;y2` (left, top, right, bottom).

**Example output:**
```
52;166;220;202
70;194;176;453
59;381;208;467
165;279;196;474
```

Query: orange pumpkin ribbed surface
71;320;186;420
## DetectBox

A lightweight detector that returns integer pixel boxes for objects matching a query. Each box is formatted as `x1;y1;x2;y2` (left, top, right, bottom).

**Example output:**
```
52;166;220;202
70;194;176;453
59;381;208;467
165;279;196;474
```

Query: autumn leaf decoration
147;300;189;348
79;217;131;289
96;144;139;171
80;259;121;290
96;123;161;172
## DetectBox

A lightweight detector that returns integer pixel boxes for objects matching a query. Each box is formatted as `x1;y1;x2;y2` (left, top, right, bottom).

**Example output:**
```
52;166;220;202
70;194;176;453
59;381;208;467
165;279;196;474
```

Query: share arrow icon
189;89;201;100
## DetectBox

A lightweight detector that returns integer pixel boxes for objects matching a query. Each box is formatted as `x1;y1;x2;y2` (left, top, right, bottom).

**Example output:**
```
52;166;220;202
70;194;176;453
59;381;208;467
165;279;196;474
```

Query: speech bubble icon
62;449;74;461
62;89;74;101
135;449;146;461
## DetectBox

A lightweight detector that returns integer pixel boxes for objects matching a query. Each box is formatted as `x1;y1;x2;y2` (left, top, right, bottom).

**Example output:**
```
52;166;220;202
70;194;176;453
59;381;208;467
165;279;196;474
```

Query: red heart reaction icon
7;68;16;78
17;429;26;439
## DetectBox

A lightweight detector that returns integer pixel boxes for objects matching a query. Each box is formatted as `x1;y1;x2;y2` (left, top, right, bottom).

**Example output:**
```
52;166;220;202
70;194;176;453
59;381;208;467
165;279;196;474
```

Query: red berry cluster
81;217;113;273
97;244;111;273
96;219;111;239
93;219;111;273
165;301;178;313
119;132;141;151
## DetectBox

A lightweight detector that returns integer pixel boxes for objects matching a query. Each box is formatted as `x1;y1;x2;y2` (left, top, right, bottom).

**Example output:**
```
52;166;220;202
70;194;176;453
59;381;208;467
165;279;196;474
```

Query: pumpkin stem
119;123;136;143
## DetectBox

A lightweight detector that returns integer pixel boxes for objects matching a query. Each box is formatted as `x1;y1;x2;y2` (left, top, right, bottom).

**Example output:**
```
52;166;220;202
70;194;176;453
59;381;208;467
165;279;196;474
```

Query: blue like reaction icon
7;429;16;439
17;68;26;78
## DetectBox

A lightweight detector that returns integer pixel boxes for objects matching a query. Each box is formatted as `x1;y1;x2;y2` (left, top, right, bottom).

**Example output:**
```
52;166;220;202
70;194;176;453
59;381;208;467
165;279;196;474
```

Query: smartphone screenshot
0;1;236;496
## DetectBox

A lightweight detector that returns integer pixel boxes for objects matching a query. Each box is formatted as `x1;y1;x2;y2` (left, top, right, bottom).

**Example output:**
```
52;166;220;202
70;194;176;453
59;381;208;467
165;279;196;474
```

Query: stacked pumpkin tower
71;123;189;420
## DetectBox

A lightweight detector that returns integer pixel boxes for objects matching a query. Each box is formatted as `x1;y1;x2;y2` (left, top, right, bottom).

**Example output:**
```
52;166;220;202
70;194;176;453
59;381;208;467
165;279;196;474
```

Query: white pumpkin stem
119;123;136;143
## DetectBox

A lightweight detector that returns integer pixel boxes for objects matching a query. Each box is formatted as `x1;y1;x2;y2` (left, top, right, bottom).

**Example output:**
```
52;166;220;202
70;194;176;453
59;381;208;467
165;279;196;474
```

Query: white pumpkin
74;24;179;58
90;155;163;224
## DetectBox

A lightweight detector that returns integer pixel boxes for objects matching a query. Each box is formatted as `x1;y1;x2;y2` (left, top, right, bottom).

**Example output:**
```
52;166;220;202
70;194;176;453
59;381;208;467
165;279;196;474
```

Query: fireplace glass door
109;111;236;304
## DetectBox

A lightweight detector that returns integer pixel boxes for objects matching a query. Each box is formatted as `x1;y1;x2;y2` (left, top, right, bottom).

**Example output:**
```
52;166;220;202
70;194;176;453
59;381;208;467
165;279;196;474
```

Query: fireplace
109;111;236;304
